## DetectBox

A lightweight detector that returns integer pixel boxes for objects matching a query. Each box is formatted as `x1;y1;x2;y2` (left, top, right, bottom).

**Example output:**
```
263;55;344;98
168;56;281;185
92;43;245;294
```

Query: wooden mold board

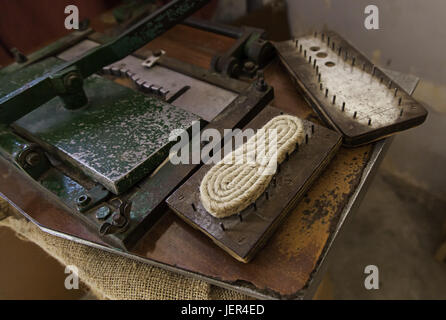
166;105;342;262
273;31;428;147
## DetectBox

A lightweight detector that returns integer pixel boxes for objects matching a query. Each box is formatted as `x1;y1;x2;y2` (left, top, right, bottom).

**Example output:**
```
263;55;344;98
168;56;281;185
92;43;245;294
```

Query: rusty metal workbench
0;24;419;299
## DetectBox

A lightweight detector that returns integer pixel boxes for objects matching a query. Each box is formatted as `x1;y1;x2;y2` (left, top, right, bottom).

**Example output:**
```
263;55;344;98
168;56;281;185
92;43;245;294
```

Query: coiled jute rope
200;115;304;218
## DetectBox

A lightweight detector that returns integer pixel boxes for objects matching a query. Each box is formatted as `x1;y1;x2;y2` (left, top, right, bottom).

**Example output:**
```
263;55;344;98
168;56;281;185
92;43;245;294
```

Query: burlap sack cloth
0;199;249;300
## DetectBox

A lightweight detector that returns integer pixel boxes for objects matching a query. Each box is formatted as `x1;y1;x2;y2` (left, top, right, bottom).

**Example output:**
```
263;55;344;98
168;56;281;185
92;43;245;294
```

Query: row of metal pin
190;125;315;232
102;65;170;99
295;33;405;122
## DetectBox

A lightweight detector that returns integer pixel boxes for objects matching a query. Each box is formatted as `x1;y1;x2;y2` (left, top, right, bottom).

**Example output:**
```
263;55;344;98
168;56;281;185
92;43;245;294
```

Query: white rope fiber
200;115;305;218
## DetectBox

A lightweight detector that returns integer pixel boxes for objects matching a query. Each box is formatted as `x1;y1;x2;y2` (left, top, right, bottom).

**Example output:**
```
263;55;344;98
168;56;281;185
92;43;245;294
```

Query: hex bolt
95;206;111;220
76;194;91;207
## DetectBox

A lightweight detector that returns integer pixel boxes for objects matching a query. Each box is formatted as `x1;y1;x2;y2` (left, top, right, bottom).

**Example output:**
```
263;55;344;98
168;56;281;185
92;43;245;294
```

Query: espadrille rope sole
200;115;305;218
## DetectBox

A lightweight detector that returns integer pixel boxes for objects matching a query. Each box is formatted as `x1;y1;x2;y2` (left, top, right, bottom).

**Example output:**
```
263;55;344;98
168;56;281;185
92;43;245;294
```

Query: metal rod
183;17;243;39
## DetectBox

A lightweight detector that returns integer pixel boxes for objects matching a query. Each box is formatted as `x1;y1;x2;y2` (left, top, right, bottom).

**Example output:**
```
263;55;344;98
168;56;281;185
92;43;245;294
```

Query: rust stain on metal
274;146;371;261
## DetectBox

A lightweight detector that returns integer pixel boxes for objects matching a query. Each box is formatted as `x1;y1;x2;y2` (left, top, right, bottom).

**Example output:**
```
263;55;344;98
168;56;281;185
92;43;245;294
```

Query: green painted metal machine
0;0;275;249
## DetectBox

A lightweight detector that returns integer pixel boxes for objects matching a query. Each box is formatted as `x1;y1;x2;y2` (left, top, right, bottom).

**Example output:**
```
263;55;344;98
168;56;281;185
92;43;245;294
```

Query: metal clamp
210;26;275;79
98;199;131;235
76;184;111;213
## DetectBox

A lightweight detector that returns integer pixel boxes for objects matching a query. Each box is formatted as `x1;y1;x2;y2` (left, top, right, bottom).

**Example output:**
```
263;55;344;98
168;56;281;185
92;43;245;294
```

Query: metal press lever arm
0;0;210;125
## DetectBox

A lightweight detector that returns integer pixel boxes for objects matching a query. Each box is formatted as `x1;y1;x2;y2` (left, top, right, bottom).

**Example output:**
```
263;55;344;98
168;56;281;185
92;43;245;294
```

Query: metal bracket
210;26;275;79
142;50;166;68
76;184;111;213
99;199;131;235
50;66;88;109
183;18;275;79
101;62;170;100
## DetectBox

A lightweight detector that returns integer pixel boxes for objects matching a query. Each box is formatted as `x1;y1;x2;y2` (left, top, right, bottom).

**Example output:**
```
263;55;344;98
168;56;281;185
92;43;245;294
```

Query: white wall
286;0;446;85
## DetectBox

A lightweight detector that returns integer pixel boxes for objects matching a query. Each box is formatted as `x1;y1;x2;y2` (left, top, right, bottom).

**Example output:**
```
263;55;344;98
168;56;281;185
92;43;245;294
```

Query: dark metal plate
274;31;428;146
13;75;200;195
167;106;342;262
